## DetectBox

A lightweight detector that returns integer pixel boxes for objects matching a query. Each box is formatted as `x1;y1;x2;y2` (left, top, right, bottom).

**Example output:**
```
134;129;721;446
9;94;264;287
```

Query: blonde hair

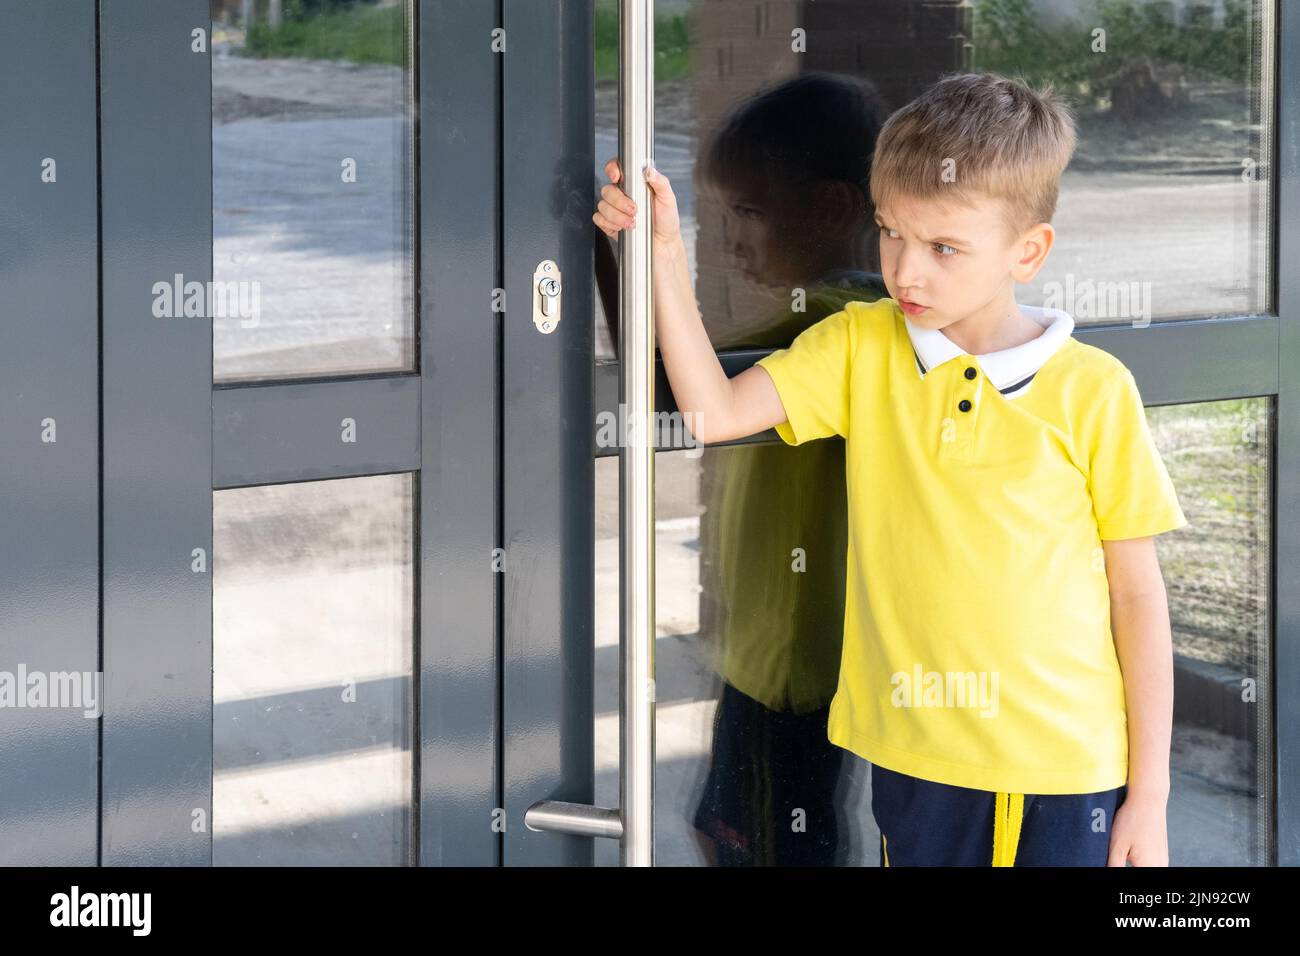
869;72;1077;243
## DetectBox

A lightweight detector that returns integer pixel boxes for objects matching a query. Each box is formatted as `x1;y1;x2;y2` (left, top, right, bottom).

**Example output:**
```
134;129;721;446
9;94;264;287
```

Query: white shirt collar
903;303;1075;397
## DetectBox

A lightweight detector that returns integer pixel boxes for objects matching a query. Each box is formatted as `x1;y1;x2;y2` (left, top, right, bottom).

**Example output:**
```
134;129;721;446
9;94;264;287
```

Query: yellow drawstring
882;791;1023;867
993;791;1025;866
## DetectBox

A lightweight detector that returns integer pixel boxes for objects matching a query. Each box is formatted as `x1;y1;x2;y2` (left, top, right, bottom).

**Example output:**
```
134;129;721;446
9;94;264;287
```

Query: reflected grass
595;0;692;84
243;2;406;66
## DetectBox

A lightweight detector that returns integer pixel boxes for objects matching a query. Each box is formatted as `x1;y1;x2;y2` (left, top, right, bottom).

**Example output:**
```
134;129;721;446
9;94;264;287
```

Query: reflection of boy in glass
686;73;889;865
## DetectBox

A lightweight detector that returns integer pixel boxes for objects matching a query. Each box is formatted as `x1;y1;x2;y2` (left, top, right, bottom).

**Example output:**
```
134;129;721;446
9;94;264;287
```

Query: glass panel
213;473;416;865
1149;397;1272;866
590;0;1275;866
211;0;415;383
971;0;1273;323
594;397;1273;866
592;0;1274;364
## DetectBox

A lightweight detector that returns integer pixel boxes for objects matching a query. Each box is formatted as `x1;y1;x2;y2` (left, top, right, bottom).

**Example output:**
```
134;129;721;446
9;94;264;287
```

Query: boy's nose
892;247;926;290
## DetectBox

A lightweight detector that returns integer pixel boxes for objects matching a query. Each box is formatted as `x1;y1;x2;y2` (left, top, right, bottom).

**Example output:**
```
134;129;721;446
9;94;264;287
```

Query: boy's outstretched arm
594;159;789;445
1103;535;1174;867
652;234;788;443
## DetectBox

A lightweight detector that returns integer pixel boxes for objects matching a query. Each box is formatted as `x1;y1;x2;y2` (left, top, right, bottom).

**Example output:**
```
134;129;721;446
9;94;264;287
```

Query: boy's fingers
604;156;621;182
1106;838;1129;867
600;183;635;214
645;166;674;199
596;198;633;229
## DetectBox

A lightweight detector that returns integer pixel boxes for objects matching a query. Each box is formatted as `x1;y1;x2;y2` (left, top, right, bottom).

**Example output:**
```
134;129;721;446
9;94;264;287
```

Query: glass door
1;0;588;871
573;0;1288;866
92;0;498;866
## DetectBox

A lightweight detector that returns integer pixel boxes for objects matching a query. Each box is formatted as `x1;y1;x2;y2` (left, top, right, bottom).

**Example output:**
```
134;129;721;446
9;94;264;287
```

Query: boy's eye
878;226;956;257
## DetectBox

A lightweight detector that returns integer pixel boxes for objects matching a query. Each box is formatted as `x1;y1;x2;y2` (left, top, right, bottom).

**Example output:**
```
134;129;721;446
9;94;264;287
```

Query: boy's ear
1009;221;1054;283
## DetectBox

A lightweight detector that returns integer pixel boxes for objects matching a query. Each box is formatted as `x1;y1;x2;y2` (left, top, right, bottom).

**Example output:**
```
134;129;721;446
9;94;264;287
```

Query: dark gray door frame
99;0;213;866
1274;0;1299;867
0;0;99;867
501;0;597;866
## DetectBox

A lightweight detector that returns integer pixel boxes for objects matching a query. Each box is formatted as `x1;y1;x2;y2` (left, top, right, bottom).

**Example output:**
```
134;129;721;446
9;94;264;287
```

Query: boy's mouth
899;297;928;315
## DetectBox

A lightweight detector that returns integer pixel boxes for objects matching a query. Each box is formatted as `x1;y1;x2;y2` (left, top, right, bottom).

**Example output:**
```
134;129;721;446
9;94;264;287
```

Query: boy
594;72;1187;866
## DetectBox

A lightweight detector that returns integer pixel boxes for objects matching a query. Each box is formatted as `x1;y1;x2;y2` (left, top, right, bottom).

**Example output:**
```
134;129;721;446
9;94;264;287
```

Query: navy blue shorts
870;762;1127;866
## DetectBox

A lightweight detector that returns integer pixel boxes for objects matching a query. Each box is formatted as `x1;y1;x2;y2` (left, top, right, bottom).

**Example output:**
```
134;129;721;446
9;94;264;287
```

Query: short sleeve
754;308;853;445
1087;368;1189;540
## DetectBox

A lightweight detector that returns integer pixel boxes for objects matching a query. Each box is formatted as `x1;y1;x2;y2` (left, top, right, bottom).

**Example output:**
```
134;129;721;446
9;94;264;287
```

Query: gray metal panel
100;0;213;865
417;0;500;866
0;0;99;866
1276;0;1298;867
1077;315;1279;406
593;315;1282;456
503;0;595;865
213;377;421;489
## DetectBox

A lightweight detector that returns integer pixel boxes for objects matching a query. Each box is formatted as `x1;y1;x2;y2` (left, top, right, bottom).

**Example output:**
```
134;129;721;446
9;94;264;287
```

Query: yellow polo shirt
754;297;1188;794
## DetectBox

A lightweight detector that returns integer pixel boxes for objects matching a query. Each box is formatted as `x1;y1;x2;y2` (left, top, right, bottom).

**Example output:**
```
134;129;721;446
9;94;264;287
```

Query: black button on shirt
958;399;972;412
964;366;977;380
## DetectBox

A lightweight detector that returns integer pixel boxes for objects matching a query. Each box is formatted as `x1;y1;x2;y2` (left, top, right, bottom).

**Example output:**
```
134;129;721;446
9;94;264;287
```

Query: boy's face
873;192;1052;329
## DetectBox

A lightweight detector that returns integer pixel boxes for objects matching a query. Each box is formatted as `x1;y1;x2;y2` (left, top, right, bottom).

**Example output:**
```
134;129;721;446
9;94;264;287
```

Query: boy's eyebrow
873;212;971;247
